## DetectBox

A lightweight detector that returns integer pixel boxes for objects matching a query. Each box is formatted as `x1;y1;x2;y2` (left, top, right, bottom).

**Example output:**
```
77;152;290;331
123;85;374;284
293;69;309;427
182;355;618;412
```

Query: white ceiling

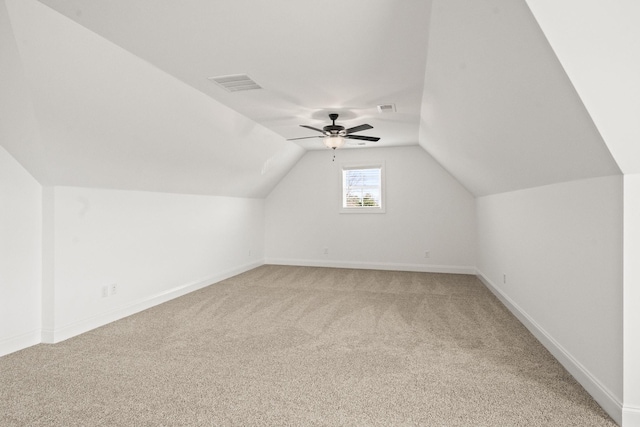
1;0;622;198
36;0;433;150
525;0;640;175
419;0;620;196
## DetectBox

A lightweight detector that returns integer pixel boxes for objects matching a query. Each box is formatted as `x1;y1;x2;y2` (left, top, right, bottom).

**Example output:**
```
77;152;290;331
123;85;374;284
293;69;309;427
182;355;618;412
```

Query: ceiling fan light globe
323;135;345;149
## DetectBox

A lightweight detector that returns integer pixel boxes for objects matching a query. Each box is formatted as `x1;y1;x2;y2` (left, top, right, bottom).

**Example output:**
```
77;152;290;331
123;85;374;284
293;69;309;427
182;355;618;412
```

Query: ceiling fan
287;113;380;149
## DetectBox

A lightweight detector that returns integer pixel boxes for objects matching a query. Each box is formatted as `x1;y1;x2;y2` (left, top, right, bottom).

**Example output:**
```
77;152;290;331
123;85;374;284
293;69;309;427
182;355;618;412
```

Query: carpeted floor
1;265;616;426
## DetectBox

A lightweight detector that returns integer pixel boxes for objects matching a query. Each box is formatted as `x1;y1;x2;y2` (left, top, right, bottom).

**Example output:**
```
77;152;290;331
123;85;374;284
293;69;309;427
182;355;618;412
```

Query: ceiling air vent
377;103;396;113
208;74;262;92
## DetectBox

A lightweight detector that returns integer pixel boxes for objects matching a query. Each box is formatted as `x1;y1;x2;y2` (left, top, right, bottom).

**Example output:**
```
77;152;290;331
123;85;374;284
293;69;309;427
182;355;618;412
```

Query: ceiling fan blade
345;124;373;134
300;125;326;134
345;135;380;142
286;135;323;141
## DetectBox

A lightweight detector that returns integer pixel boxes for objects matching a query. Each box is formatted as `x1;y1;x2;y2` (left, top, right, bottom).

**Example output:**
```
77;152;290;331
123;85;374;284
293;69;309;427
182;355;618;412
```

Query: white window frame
339;162;386;214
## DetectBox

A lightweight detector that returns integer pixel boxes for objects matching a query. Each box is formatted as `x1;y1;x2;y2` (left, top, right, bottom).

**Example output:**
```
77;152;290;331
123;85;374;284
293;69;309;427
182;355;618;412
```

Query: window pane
342;167;382;209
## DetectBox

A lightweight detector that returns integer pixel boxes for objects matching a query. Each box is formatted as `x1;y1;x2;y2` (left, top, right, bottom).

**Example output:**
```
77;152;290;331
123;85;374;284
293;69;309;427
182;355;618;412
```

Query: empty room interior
1;0;639;425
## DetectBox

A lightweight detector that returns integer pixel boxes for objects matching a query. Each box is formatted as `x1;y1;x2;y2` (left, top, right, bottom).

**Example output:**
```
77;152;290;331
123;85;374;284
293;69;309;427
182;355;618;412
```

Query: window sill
339;207;386;214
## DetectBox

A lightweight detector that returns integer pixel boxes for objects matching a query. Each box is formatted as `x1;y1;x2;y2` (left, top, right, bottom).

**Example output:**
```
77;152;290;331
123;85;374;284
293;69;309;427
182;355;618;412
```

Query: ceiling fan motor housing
324;113;345;135
323;125;346;135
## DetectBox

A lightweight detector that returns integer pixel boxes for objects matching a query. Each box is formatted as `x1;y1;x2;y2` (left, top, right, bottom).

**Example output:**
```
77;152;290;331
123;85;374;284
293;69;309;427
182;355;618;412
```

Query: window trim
339;162;386;214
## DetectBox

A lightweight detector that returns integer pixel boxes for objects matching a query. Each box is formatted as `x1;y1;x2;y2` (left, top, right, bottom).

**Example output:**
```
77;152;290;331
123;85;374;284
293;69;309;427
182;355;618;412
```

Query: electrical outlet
101;286;109;298
503;274;507;284
110;283;117;295
424;251;430;259
323;248;329;255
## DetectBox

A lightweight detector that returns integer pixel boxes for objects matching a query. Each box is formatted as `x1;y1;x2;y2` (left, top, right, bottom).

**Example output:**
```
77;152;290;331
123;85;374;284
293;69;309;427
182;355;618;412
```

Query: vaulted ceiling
419;0;621;195
0;0;627;198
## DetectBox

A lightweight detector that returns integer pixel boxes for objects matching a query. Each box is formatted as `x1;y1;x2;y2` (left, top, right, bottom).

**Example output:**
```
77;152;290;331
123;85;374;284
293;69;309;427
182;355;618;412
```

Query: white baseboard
265;258;475;275
0;329;41;358
476;270;623;425
44;261;264;344
623;406;640;427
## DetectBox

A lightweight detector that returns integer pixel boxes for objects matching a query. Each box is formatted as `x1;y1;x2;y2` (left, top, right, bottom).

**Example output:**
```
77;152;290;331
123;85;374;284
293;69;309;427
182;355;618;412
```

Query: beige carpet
1;265;616;426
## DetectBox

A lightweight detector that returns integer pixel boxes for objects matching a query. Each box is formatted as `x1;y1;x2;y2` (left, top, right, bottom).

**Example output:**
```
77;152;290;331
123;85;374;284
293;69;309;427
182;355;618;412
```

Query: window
341;164;385;213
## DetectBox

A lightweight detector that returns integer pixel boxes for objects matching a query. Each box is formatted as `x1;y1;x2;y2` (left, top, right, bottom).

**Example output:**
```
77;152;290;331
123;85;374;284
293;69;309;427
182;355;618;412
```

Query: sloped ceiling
0;0;48;183
34;0;432;150
525;0;640;175
419;0;620;196
1;0;622;198
3;0;304;198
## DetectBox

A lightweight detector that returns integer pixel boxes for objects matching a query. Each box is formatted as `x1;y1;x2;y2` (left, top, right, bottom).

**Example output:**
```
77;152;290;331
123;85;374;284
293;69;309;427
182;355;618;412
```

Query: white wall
624;173;640;426
476;175;623;423
1;0;44;356
43;186;264;343
265;146;476;273
0;146;42;356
